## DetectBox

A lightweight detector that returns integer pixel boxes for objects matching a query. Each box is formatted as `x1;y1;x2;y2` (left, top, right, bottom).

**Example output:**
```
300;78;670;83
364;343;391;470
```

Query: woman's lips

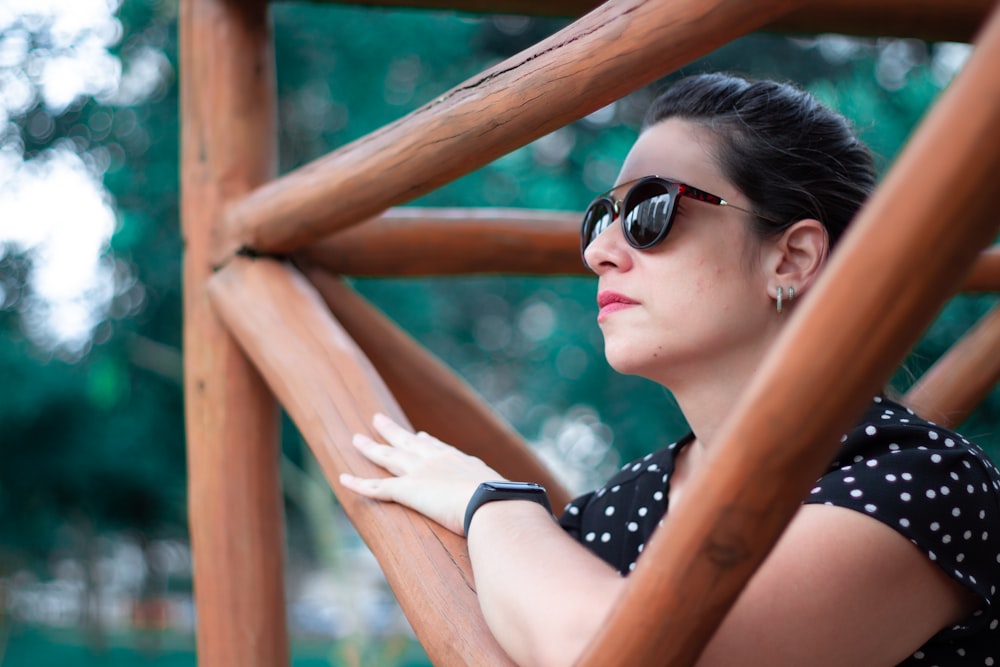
597;291;639;321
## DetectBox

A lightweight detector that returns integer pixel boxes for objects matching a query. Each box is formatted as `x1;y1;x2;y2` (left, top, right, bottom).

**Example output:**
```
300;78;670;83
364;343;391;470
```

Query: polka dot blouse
558;397;1000;665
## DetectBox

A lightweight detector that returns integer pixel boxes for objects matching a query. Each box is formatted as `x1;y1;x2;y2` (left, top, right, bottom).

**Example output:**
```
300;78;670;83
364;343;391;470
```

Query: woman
339;74;1000;666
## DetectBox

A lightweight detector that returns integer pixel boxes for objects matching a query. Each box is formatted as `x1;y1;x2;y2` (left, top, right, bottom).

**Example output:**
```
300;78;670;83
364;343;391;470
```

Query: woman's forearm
467;501;624;667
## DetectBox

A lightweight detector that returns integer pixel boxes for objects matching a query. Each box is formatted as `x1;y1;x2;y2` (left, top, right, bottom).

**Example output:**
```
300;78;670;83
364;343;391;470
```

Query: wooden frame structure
179;0;1000;664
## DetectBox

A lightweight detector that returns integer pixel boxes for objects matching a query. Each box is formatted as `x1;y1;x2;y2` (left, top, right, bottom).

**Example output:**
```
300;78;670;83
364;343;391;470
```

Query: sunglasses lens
622;181;674;248
581;199;615;251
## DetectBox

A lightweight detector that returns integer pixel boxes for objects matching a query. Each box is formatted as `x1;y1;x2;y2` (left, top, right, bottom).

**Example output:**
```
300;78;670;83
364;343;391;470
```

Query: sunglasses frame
580;175;770;264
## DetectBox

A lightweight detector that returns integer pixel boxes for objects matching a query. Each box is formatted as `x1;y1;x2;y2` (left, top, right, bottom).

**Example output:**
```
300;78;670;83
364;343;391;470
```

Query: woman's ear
763;219;829;300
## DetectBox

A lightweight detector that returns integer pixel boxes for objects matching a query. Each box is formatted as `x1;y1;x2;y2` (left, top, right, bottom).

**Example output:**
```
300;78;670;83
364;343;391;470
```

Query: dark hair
643;73;877;248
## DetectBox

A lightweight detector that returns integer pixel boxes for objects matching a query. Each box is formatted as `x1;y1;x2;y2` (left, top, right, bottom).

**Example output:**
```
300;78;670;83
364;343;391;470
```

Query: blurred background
0;0;996;664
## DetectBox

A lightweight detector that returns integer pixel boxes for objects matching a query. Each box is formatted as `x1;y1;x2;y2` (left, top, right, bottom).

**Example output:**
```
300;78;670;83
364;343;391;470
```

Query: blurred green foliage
0;0;996;607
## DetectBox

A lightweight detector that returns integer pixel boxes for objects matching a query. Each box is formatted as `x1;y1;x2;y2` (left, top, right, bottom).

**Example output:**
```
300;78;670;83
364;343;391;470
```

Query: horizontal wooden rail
208;257;516;667
317;0;991;42
300;266;573;508
297;208;1000;284
223;0;811;260
904;302;1000;428
965;245;1000;292
579;3;1000;664
293;208;582;276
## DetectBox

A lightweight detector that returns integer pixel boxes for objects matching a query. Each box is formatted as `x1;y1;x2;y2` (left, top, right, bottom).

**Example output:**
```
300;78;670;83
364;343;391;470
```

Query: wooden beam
312;0;990;42
964;245;1000;292
208;257;517;667
578;4;1000;665
179;1;288;665
298;266;573;509
905;303;1000;428
223;0;811;259
293;208;585;276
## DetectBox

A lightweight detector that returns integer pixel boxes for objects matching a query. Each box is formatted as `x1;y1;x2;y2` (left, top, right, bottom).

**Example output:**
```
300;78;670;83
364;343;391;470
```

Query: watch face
486;481;545;493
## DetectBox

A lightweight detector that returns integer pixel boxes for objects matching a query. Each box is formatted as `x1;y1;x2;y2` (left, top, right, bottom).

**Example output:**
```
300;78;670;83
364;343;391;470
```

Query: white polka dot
653;491;664;502
585;532;596;542
605;506;615;517
638;507;648;517
889;443;900;451
637;543;644;553
611;485;621;493
628;562;636;571
844;476;856;484
926;489;937;499
568;506;580;515
931;522;941;531
647;464;659;472
940;486;951;496
902;472;913;481
864;503;877;513
900;492;912;502
952;507;961;517
866;459;878;468
957;553;965;562
627;522;639;532
900;518;911;527
631;463;642;472
850;489;863;498
945;438;955;447
600;532;611;543
865;425;877;436
943;534;952;544
810;486;822;495
928;431;939;441
990;619;998;630
931;454;942;463
885;474;898;482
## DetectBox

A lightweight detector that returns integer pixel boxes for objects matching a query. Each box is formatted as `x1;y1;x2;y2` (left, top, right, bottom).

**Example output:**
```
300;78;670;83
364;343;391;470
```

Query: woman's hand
339;413;504;536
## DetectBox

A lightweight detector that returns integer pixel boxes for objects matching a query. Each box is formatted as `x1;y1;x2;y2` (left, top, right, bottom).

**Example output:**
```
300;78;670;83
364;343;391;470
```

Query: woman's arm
340;415;977;667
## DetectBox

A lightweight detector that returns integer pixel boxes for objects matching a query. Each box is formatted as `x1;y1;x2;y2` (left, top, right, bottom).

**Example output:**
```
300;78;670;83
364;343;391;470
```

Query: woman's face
583;118;779;386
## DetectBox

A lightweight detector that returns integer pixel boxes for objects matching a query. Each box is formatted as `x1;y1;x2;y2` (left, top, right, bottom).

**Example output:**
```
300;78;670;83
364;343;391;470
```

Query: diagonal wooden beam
292;208;584;276
298;265;573;509
222;0;810;260
208;257;517;667
578;3;1000;664
905;303;1000;428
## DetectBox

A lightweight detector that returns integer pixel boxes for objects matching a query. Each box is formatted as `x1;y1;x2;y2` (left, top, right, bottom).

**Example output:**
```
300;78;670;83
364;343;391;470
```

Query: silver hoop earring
776;286;783;314
788;286;795;302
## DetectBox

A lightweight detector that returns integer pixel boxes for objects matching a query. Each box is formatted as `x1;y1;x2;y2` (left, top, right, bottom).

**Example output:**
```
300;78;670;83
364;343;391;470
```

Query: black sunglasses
580;175;772;265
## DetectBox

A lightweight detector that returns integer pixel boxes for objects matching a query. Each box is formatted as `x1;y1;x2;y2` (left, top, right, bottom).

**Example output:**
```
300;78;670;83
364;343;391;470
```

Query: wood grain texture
292;208;586;276
578;5;1000;665
905;303;1000;428
310;0;990;41
299;266;573;508
208;257;518;667
223;0;809;259
179;0;288;665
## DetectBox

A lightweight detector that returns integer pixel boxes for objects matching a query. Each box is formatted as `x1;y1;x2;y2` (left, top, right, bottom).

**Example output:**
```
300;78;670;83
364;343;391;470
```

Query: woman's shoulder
806;395;1000;641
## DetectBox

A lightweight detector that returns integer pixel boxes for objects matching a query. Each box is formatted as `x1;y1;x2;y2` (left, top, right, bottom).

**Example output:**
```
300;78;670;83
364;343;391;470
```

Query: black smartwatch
463;481;552;536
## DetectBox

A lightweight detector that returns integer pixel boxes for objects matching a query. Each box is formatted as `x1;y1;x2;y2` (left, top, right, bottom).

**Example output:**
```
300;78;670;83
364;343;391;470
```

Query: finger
371;413;424;451
339;472;400;502
351;433;414;476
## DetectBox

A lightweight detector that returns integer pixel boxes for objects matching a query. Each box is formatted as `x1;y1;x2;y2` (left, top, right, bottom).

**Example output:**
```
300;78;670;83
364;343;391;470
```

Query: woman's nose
583;219;633;274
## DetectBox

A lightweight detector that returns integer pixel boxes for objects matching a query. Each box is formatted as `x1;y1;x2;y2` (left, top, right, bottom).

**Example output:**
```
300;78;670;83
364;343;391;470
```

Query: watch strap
463;481;552;536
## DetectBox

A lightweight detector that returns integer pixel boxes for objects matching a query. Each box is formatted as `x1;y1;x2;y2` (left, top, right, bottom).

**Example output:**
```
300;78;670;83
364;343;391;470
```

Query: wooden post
905;303;1000;428
578;3;1000;664
299;267;573;509
180;1;288;665
221;0;811;260
208;257;518;667
293;208;584;276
